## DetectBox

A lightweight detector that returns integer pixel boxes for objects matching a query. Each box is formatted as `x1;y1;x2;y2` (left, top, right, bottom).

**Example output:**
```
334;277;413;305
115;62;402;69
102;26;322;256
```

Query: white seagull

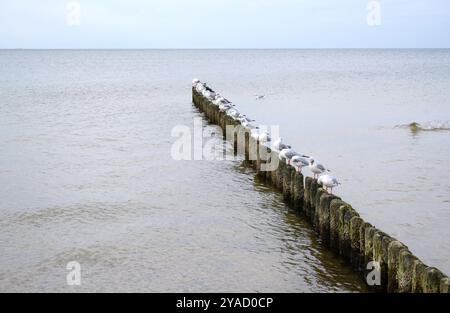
258;131;271;144
272;138;291;152
290;154;312;173
250;128;261;141
202;89;216;100
309;159;330;179
238;116;255;127
226;109;241;119
278;148;297;165
212;96;232;106
196;83;206;93
219;102;234;112
318;173;340;194
192;78;200;86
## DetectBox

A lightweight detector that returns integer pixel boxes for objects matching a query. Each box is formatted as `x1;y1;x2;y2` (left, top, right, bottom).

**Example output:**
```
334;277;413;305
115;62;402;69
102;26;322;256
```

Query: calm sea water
0;49;449;292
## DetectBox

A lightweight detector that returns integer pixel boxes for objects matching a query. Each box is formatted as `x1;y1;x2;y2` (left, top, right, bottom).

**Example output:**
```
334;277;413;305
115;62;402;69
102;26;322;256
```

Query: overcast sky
0;0;449;49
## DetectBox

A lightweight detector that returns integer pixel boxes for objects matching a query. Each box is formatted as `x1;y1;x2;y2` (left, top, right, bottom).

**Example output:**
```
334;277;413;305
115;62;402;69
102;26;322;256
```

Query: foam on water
395;120;450;133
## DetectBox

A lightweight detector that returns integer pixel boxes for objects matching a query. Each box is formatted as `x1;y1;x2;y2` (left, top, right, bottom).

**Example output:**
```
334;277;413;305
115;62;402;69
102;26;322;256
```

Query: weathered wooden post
349;216;364;270
290;171;304;210
387;240;408;292
330;199;346;253
339;204;359;261
318;193;339;246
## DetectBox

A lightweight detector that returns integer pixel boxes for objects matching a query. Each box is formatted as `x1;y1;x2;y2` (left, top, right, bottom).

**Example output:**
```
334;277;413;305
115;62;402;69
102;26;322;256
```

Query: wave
395;120;450;133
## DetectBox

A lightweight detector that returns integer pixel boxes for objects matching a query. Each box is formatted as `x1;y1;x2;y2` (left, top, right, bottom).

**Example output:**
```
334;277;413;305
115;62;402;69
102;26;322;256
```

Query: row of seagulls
193;80;255;127
273;140;337;192
192;78;340;194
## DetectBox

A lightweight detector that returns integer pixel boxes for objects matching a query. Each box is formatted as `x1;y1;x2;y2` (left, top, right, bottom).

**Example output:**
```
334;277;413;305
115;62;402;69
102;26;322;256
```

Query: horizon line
1;47;450;50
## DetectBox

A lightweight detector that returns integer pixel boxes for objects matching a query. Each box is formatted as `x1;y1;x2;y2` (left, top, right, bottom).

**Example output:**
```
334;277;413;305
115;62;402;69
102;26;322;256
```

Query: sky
0;0;449;49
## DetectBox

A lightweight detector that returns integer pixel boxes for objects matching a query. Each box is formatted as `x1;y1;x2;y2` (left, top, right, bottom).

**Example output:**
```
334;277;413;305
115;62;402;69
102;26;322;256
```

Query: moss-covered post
329;199;346;253
318;193;339;246
244;128;250;163
276;158;285;190
291;171;304;210
349;216;364;270
379;235;394;290
371;231;391;291
359;222;372;268
214;105;220;125
440;277;450;293
307;179;319;222
313;188;326;227
364;227;377;276
303;177;313;216
397;249;419;292
282;164;294;200
411;260;427;293
421;267;446;293
339;205;359;261
387;240;408;292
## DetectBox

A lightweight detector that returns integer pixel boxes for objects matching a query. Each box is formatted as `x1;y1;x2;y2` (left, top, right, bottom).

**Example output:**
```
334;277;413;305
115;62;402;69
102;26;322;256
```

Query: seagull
238;116;256;128
212;96;232;106
242;121;257;128
279;148;297;165
192;78;200;86
229;112;246;121
237;115;252;122
233;113;247;121
318;173;340;194
196;83;206;93
219;102;234;112
258;131;271;143
309;159;330;179
250;128;261;141
290;154;312;173
202;89;216;100
240;118;256;128
255;95;265;100
226;109;241;119
272;138;291;152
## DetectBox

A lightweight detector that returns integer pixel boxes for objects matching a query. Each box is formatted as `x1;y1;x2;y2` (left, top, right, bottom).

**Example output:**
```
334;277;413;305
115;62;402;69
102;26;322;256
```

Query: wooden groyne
192;84;449;293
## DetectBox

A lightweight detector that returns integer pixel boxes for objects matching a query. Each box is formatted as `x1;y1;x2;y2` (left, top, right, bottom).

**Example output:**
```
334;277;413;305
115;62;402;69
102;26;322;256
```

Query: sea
0;49;449;292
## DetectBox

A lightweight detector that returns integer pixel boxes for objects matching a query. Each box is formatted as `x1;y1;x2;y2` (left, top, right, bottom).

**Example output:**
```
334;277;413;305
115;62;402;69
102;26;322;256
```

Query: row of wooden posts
192;87;449;293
